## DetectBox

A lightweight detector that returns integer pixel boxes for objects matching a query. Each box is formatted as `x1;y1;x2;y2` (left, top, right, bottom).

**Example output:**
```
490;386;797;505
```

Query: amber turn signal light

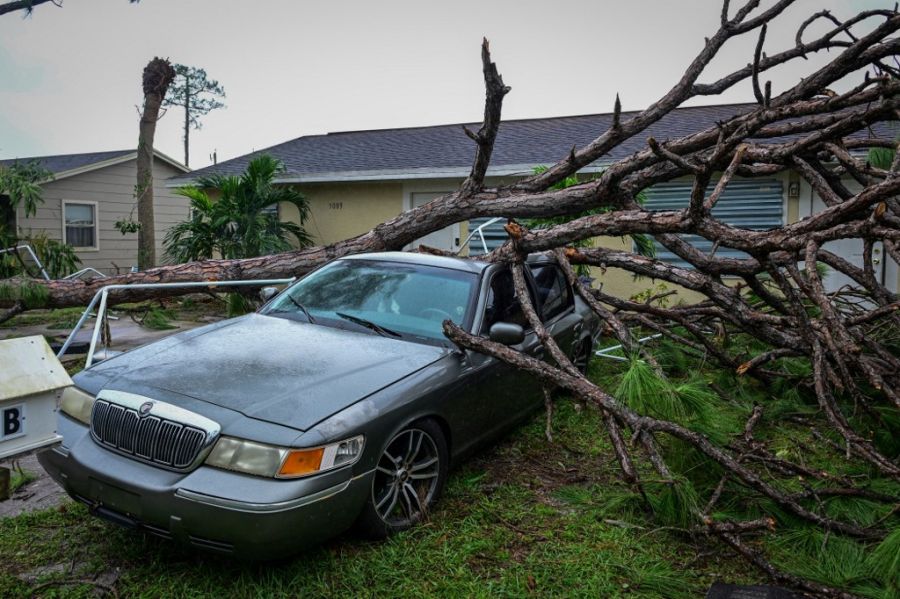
278;447;325;477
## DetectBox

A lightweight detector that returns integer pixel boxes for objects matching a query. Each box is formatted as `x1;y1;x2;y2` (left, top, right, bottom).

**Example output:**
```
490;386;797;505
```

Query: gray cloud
0;0;892;168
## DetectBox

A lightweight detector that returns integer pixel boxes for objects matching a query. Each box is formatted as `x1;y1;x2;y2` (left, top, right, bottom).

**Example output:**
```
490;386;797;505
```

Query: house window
63;201;98;249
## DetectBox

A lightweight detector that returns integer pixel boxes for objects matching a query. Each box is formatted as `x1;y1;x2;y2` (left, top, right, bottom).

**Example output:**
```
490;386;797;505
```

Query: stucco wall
17;159;189;274
280;181;403;247
274;170;898;301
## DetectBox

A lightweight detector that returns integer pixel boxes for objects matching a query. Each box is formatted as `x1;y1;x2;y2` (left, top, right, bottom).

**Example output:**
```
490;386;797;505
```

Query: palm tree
164;154;313;263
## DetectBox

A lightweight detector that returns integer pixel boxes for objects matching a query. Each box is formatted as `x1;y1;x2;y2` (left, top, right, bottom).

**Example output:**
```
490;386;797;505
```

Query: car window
529;264;572;321
262;259;477;343
480;268;530;333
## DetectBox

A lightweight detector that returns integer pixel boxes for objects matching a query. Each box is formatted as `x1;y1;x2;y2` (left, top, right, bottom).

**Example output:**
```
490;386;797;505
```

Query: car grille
90;399;208;470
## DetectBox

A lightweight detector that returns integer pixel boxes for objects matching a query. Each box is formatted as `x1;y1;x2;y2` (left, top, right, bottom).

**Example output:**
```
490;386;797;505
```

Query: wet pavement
0;314;218;355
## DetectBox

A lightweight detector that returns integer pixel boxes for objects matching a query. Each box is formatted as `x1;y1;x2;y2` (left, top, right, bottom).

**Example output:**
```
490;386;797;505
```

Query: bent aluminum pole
64;267;107;280
0;244;50;280
57;278;296;367
84;288;110;368
457;217;503;256
594;333;664;361
55;290;103;359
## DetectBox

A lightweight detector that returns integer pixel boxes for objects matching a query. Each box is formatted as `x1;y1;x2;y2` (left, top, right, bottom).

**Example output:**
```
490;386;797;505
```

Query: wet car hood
77;313;448;431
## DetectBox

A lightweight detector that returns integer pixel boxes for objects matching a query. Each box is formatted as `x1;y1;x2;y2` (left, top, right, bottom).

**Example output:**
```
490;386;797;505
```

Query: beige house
2;150;190;275
169;104;898;297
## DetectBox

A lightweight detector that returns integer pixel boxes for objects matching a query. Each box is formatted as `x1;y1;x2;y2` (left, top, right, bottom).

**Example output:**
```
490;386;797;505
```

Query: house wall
275;169;898;300
584;171;793;301
280;181;404;247
17;159;189;274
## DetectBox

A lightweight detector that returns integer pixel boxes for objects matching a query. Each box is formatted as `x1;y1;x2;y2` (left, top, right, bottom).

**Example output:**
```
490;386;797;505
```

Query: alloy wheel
371;428;441;527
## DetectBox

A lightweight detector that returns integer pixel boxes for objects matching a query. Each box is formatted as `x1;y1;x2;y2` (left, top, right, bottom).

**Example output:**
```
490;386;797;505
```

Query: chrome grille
91;398;210;470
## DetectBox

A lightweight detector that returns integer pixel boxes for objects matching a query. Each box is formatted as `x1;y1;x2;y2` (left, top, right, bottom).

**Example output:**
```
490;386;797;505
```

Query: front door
812;194;886;291
409;192;460;253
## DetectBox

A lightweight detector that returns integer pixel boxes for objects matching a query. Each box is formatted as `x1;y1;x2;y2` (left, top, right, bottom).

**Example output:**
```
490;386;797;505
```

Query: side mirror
488;322;525;346
259;287;279;303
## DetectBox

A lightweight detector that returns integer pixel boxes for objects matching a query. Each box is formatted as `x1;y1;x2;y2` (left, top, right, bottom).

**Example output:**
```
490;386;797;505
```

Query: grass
9;468;36;494
0;307;85;330
0;320;894;597
0;399;757;598
0;296;224;333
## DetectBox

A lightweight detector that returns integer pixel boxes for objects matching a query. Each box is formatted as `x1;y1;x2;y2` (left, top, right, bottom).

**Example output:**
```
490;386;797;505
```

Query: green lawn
0;399;756;598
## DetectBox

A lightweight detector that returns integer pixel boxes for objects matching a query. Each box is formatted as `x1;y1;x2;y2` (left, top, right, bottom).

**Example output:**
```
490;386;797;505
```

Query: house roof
1;149;189;181
168;103;897;187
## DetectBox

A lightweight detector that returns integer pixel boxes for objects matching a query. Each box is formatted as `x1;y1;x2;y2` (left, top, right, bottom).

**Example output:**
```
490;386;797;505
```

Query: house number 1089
329;202;343;210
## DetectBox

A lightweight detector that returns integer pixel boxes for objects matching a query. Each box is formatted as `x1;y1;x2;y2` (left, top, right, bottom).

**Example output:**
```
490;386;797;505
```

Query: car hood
80;313;448;431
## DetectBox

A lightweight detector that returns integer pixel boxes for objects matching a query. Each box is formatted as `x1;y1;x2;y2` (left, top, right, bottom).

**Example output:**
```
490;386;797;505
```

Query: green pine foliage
141;307;177;330
646;477;702;528
866;527;900;592
226;292;253;317
523;166;655;276
0;279;49;308
587;327;899;597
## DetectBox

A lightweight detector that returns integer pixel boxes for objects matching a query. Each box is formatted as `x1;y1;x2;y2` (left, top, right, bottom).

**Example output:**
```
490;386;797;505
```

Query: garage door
642;178;784;267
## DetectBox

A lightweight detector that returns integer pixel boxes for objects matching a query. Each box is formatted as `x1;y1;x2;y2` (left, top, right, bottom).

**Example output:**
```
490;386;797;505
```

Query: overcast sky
0;0;892;169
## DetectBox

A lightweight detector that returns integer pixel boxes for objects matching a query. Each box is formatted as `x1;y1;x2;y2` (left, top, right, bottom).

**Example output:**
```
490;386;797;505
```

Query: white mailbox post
0;335;71;461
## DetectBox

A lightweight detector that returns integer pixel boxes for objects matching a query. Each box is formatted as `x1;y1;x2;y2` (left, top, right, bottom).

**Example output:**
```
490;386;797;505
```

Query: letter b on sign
2;405;23;438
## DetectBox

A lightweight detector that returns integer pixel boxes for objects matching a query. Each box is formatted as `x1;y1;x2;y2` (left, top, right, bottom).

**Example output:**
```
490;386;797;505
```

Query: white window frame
61;200;100;251
402;181;460;252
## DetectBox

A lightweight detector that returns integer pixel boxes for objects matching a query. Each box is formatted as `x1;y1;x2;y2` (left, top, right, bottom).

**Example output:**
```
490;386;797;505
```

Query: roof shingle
174;102;896;186
0;150;134;175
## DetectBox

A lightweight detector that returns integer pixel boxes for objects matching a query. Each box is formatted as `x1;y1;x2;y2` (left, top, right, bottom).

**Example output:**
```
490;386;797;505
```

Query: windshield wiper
286;295;316;324
335;312;401;338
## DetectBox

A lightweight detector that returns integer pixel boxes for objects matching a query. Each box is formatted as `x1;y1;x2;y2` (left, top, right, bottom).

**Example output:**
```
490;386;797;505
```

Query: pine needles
585;336;900;598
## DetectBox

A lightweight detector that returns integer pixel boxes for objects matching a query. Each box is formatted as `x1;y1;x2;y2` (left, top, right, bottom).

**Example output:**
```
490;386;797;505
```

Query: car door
450;266;545;453
528;262;581;360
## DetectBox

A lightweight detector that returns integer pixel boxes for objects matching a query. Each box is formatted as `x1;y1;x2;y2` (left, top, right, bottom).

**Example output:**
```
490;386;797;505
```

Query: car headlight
59;386;96;424
205;435;365;479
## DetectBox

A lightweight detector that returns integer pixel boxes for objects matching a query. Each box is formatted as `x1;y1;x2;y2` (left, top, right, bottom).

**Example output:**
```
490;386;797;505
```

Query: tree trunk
183;87;190;167
0;0;54;17
136;57;176;270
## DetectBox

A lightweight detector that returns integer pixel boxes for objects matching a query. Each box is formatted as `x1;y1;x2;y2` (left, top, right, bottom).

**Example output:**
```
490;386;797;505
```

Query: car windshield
261;259;478;343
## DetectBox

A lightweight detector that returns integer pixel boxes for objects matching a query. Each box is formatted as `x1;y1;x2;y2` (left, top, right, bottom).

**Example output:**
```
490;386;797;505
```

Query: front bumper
38;415;372;560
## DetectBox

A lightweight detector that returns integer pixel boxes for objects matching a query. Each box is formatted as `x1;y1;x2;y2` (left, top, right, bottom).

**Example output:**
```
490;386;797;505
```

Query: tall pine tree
163;65;226;167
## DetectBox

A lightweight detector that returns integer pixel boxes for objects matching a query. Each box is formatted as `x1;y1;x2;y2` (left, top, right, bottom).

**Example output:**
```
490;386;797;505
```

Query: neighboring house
169;104;898;296
1;150;190;275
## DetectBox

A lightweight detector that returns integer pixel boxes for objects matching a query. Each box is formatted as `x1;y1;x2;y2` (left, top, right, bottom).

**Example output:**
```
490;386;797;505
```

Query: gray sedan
39;251;599;559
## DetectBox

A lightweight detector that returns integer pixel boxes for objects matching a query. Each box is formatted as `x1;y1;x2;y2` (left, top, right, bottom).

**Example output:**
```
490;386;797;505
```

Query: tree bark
136;57;176;270
183;87;190;167
0;0;54;17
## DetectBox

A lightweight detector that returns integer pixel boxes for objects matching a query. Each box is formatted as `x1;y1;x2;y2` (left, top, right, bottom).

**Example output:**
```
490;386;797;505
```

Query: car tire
573;338;593;374
356;418;449;539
